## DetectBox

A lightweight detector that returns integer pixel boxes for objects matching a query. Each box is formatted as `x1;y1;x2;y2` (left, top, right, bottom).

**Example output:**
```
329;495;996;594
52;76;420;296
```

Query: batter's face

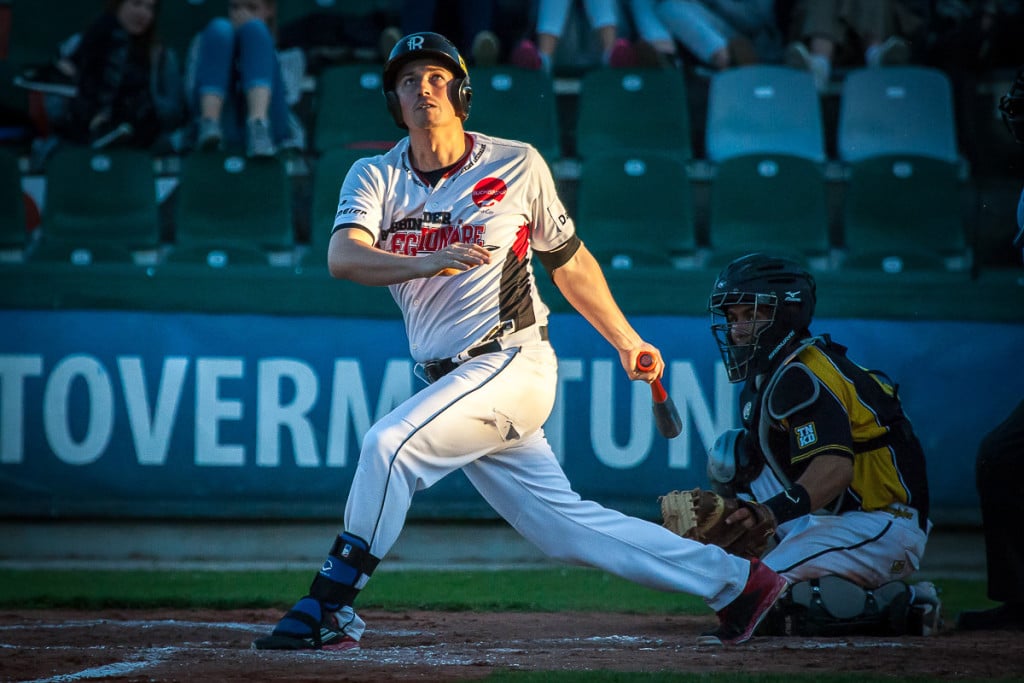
395;60;459;129
725;303;771;346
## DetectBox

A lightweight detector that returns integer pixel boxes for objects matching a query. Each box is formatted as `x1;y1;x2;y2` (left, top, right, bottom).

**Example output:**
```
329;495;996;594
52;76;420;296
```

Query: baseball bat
637;352;683;439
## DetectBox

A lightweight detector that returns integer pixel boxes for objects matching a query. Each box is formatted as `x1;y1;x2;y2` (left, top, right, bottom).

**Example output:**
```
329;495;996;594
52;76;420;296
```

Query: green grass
0;568;998;619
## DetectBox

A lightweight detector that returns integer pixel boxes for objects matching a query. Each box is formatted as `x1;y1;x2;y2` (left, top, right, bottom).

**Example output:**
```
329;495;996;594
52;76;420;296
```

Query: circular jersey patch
472;177;507;207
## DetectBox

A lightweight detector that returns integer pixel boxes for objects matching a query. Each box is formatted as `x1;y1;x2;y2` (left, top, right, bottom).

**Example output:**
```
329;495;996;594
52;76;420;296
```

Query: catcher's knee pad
759;575;915;637
309;531;381;609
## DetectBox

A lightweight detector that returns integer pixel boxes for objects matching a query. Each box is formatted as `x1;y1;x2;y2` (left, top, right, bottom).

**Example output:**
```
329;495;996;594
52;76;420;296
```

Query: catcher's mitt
659;488;776;558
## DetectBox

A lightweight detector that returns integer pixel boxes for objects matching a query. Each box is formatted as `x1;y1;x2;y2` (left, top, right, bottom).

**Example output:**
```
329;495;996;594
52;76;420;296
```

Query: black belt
421;326;548;383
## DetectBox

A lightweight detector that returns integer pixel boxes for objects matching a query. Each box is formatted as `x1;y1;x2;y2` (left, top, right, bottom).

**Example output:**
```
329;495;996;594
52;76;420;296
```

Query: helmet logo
784;290;802;302
407;35;425;51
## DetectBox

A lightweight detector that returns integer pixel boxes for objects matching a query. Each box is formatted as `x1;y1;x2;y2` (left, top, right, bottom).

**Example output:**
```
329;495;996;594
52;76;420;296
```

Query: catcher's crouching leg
253;531;380;650
757;575;943;637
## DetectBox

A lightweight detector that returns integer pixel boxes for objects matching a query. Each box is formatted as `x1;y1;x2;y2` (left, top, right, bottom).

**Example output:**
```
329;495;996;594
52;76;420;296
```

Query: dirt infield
3;608;1022;682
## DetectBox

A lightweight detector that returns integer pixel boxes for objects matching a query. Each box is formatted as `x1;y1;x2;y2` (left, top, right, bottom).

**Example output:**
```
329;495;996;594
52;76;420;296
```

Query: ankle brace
309;532;381;609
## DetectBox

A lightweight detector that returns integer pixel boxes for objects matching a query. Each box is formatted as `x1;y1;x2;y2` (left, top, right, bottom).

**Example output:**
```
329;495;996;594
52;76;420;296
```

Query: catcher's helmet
708;253;816;383
999;66;1024;145
383;32;472;129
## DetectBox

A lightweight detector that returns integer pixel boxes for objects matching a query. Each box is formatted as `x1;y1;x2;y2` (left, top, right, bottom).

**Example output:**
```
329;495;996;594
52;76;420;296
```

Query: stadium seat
174;151;293;251
158;0;224;57
707;154;830;266
837;67;959;163
41;146;160;250
0;148;28;256
576;68;692;161
468;66;561;163
28;241;137;265
841;155;969;270
313;64;405;153
575;152;696;268
706;65;826;163
307;147;378;267
6;0;97;67
163;243;271;268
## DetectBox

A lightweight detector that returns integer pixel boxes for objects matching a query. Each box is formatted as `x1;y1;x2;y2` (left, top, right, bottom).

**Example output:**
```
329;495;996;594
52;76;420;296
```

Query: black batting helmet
708;253;816;383
383;32;472;129
999;65;1024;145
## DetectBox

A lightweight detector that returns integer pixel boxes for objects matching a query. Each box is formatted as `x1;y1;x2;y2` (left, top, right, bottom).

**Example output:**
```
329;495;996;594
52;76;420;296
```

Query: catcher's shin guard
758;575;941;637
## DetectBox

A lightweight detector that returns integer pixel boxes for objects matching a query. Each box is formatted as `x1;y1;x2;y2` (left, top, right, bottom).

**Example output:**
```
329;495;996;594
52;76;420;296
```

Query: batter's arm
328;224;491;285
549;242;664;381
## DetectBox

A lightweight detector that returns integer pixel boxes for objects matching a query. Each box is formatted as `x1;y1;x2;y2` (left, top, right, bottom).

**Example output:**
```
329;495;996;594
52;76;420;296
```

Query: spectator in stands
14;0;185;153
398;0;502;67
783;0;930;92
185;0;305;158
629;0;783;70
511;0;638;73
957;67;1024;633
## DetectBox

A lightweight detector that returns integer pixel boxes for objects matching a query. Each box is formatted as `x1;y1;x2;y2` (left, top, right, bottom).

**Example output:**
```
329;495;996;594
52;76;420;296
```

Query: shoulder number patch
795;422;818;449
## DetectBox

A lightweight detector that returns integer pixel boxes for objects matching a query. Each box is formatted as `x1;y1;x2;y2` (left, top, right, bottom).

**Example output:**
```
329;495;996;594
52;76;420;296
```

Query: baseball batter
253;32;787;651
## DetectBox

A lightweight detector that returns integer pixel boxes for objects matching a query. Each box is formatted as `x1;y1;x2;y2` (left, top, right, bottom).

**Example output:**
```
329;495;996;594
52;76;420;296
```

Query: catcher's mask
383;31;472;129
999;66;1024;145
709;253;816;383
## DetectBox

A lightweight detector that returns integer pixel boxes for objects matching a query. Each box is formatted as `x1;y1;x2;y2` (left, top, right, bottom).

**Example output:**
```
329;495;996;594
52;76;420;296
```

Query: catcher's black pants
976;398;1024;604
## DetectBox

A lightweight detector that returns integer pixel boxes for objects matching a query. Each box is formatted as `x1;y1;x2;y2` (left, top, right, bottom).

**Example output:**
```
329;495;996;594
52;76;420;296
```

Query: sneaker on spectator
471;30;500;67
606;38;638;68
785;41;830;93
511;39;543;71
246;118;276;158
697;558;789;646
197;118;223;151
866;36;911;67
13;60;78;97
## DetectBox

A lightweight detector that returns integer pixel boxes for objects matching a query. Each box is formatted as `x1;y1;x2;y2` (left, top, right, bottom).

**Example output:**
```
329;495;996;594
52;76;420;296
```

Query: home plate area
2;609;1020;681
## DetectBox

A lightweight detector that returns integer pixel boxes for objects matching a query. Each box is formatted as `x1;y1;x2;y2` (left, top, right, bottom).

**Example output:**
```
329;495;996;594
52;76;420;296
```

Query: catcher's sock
699;558;788;646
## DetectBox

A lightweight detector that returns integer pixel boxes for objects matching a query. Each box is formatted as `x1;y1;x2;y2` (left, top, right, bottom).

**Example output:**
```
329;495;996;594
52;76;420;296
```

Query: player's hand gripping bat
637;352;683;439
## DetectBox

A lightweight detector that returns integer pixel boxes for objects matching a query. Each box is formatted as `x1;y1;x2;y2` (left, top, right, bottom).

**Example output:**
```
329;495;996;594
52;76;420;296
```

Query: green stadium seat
163;243;272;268
468;66;561;163
575;152;696;269
707;154;830;266
42;146;160;250
313;64;404;153
174;151;293;251
706;65;826;163
841;155;969;271
838;67;959;164
28;241;137;265
576;68;692;161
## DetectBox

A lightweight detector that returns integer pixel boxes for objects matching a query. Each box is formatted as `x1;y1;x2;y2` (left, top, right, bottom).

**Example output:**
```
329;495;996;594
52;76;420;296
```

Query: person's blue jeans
193;17;290;146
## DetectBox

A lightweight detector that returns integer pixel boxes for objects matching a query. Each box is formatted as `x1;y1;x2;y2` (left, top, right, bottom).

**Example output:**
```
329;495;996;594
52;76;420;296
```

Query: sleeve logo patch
795;422;818;449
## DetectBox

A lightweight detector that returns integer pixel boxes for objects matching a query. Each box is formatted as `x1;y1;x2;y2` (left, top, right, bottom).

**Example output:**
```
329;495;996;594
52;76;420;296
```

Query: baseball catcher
659;253;942;636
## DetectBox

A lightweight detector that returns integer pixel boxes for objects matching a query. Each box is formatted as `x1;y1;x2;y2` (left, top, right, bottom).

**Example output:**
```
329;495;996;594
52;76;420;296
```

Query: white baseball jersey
334;132;575;362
